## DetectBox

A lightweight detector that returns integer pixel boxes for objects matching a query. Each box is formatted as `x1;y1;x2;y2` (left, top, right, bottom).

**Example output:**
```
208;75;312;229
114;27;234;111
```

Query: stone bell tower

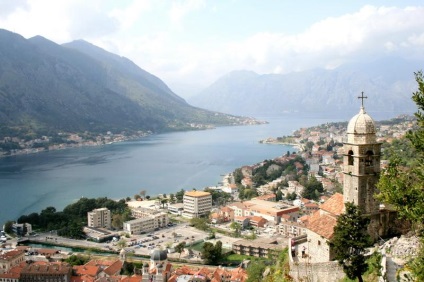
343;93;381;239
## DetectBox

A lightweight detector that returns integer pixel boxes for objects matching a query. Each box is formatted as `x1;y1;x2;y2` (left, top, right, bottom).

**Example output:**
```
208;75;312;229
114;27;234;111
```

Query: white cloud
168;0;206;31
162;5;424;86
0;0;29;17
1;1;424;90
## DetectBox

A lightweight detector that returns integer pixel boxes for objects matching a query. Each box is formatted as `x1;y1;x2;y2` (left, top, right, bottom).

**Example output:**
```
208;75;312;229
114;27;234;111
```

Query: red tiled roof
86;259;116;267
249;216;267;223
319;193;344;216
71;274;96;282
221;206;233;213
120;275;143;281
0;249;24;260
103;260;123;276
73;265;100;277
307;211;337;239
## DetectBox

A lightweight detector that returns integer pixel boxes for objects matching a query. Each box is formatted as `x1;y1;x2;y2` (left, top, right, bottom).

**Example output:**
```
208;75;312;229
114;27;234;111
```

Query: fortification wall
289;260;345;282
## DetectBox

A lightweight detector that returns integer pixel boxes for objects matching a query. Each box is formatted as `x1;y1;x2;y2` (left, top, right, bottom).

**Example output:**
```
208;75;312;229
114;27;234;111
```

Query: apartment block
182;191;212;218
87;208;111;229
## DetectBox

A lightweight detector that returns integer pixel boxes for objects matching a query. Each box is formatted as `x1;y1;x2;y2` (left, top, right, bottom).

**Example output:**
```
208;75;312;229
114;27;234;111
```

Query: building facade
87;208;111;229
123;211;168;235
0;250;25;274
182;191;212;218
20;263;72;282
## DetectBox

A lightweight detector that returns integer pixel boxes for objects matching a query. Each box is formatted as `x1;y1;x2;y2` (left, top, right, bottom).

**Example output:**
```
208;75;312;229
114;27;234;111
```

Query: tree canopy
376;71;424;280
330;202;372;282
201;241;223;264
16;197;131;239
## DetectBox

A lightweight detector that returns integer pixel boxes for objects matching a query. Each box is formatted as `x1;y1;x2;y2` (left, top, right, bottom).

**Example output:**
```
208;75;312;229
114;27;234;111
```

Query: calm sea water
0;115;342;226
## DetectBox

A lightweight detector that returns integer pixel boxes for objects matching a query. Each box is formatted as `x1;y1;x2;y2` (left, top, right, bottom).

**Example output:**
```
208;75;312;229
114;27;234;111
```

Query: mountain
0;29;246;139
188;58;422;119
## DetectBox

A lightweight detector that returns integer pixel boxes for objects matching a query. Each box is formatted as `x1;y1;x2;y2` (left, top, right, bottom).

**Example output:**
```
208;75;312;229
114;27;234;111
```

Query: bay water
0;115;342;226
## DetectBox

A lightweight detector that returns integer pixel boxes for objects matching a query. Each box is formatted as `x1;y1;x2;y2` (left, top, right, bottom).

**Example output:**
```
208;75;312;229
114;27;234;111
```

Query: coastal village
0;111;420;281
0;118;262;158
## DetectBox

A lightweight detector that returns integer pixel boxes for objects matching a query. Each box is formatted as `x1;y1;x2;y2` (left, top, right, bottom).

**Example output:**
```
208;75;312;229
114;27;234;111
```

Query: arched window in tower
365;150;374;166
348;150;354;165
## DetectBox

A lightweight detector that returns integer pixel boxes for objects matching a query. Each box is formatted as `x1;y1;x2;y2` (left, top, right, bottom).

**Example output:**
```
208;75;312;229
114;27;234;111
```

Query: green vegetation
234;155;309;200
381;138;417;165
330;203;372;282
376;71;424;281
244;248;290;282
15;197;132;239
120;261;145;276
204;187;232;206
340;252;382;282
300;175;324;201
189;217;210;231
175;241;187;258
0;29;258;143
201;241;223;264
64;254;90;266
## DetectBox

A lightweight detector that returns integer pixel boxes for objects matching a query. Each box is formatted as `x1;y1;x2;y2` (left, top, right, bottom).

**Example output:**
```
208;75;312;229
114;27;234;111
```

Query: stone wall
289;260;345;282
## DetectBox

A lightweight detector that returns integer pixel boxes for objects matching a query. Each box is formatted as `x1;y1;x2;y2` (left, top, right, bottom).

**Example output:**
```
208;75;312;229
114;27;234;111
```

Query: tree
112;214;124;230
305;141;314;151
160;198;168;209
286;192;297;201
139;190;146;199
117;239;127;249
246;260;266;282
65;254;90;266
201;241;222;264
4;220;13;234
276;189;283;201
301;176;324;200
376;71;424;280
229;221;242;237
175;189;185;203
134;194;141;200
329;202;372;282
190;217;209;231
169;193;176;204
174;241;186;258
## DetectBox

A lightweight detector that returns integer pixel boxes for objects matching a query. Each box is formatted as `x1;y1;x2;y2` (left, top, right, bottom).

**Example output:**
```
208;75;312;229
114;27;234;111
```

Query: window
365;150;374;166
348;150;354;165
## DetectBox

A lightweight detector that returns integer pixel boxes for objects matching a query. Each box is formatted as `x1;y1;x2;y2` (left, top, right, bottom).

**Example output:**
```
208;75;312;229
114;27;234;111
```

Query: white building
167;203;184;215
123;217;156;235
182;191;212;218
87;208;111;229
123;207;168;234
11;223;32;236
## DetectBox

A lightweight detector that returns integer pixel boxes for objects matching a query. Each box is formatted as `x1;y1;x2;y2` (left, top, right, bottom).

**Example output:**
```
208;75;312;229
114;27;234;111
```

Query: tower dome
150;249;168;261
347;107;376;134
346;107;376;144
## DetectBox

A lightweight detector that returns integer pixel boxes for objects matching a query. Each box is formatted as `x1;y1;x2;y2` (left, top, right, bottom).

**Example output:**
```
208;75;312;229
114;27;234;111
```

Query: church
289;94;398;281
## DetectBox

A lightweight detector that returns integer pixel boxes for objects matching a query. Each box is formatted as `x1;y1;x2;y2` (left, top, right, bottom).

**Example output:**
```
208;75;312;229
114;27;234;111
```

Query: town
0;112;420;282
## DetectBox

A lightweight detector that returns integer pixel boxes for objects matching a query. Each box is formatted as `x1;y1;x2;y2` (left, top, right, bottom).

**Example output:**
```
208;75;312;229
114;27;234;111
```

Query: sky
1;0;424;98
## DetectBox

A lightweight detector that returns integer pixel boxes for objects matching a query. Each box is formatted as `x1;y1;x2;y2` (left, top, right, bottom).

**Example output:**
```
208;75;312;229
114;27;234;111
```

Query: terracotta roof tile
71;274;96;282
73;265;100;277
103;260;123;276
307;211;337;239
319;193;344;216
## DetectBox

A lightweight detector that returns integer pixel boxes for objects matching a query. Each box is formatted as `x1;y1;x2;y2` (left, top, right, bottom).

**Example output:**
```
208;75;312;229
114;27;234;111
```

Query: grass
224;253;258;262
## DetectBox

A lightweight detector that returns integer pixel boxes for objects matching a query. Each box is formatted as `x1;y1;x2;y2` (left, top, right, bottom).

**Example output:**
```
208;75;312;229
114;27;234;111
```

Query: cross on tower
358;92;368;107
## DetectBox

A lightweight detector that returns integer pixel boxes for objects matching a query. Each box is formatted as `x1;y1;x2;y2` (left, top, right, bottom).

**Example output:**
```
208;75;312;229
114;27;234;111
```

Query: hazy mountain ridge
0;29;246;139
188;58;422;119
